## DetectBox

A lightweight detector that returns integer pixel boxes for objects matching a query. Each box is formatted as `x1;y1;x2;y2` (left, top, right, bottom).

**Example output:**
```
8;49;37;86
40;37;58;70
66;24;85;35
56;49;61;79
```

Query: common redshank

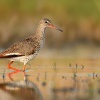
0;18;63;71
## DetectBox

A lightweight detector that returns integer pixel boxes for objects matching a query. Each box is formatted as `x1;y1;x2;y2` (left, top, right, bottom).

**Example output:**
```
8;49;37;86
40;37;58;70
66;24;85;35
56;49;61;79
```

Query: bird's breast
40;39;44;48
33;38;43;53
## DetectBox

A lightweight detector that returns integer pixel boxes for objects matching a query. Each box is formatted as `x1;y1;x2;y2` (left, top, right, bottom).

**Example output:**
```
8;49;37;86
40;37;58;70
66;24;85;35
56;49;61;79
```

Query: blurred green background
0;1;100;100
0;0;100;50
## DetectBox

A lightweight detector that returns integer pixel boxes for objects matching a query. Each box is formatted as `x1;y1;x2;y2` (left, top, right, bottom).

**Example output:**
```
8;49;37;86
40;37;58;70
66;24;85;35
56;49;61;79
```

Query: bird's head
40;18;63;32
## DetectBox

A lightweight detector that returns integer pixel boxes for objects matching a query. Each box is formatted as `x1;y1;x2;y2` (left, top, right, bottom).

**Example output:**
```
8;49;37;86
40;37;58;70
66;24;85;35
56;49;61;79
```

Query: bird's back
0;35;43;58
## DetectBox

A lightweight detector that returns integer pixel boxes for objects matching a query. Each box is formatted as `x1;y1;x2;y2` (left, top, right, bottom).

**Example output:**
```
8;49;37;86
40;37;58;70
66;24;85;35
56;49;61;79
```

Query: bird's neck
35;24;46;39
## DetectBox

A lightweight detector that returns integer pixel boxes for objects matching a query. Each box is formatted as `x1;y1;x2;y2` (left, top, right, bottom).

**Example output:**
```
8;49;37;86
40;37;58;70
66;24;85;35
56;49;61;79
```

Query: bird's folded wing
0;53;23;58
0;36;36;58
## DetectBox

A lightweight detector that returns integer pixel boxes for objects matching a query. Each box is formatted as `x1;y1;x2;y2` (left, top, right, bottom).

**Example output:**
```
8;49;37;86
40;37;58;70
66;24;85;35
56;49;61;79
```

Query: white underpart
5;53;21;56
10;54;37;65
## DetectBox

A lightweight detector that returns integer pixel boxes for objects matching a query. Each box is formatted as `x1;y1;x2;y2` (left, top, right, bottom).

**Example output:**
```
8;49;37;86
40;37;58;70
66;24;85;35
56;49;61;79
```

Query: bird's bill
56;27;63;32
49;24;63;32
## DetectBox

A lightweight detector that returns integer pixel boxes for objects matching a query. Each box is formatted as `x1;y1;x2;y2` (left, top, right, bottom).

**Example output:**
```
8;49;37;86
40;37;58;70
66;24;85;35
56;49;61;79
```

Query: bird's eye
45;21;48;23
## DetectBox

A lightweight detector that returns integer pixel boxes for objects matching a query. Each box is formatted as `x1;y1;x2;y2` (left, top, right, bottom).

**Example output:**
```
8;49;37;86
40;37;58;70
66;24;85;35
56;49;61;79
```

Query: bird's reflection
0;69;43;100
7;62;31;81
8;70;21;81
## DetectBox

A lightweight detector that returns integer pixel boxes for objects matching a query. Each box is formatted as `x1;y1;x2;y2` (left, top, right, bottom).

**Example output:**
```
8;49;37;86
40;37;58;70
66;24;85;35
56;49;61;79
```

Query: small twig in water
81;65;84;69
37;73;40;82
53;62;56;71
45;72;47;80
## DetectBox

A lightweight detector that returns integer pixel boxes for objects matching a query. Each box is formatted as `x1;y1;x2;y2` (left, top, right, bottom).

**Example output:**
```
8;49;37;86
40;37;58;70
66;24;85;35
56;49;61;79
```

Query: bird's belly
10;54;37;65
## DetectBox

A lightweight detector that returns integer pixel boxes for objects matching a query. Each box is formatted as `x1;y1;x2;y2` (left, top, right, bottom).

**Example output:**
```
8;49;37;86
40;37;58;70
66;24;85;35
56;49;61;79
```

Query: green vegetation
0;0;100;48
0;0;100;19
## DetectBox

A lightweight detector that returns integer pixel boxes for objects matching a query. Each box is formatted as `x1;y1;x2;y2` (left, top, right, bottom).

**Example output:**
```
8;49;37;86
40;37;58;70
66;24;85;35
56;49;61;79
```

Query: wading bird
0;18;63;71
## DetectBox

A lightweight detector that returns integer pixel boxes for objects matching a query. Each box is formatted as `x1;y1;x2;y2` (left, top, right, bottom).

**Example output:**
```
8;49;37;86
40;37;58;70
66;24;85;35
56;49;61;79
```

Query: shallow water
0;57;100;100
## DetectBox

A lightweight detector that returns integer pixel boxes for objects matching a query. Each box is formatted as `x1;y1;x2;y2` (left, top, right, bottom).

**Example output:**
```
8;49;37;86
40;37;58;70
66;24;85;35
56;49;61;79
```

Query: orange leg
8;61;20;71
23;66;26;71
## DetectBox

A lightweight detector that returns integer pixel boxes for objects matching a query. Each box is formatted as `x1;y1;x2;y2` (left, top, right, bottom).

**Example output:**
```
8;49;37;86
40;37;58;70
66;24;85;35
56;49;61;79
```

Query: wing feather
0;53;23;58
0;36;37;58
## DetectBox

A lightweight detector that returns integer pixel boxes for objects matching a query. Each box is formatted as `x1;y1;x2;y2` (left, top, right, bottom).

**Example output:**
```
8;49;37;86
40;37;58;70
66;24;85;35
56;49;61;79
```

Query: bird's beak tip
57;28;63;32
49;24;63;32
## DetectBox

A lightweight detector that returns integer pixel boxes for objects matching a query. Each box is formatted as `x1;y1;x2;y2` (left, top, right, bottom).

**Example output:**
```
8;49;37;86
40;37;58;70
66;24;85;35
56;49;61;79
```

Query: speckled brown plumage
0;35;42;57
0;18;63;67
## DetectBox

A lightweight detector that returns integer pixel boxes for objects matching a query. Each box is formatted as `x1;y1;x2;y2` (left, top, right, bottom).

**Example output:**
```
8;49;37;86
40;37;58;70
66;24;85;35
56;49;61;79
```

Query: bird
0;18;63;71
